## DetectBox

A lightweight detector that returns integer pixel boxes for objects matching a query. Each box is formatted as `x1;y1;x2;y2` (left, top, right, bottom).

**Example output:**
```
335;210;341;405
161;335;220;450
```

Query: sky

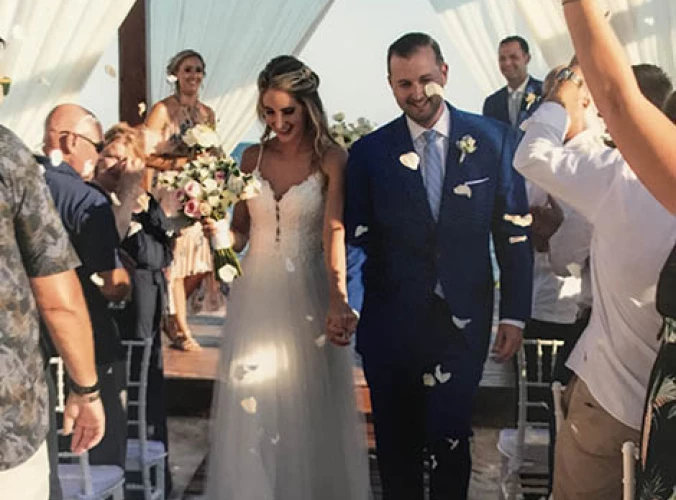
80;0;494;145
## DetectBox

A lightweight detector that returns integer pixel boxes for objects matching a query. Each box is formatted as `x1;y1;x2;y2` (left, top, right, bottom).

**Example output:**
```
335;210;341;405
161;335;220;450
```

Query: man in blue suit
483;36;543;128
345;33;533;499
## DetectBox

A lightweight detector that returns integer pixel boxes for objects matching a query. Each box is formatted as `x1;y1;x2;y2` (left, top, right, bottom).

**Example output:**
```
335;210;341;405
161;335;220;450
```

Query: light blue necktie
423;129;443;221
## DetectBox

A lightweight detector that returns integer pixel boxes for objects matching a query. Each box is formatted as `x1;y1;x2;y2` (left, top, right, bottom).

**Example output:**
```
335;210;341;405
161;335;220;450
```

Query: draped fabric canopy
429;0;550;96
0;0;135;148
516;0;676;79
148;0;335;154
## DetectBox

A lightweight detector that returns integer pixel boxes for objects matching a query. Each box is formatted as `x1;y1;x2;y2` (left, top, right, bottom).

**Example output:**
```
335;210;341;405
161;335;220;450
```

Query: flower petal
399;152;420;170
355;225;369;238
285;258;295;273
434;364;452;384
452;316;471;330
424;82;444;98
503;213;533;227
423;373;436;387
90;273;104;287
447;438;459;450
509;235;528;244
241;397;257;414
453;184;472;198
49;149;63;167
104;65;117;78
314;335;326;348
138;101;147;117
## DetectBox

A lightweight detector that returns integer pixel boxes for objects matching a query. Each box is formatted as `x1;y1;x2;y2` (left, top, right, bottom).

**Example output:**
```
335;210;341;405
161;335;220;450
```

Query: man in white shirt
514;62;675;500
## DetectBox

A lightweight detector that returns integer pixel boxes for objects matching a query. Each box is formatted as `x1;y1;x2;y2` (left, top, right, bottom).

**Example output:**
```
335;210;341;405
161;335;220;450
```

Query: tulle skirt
206;250;371;500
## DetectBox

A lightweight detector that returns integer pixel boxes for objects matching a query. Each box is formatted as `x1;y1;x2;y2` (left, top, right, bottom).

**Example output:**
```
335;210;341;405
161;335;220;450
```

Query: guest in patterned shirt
0;123;105;499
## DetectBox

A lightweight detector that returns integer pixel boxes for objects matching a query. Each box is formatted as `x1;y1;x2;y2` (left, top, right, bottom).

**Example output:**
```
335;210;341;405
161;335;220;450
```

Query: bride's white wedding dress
206;156;371;499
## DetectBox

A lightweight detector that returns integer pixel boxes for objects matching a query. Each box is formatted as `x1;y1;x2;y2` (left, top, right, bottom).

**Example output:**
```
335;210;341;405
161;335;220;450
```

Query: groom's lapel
441;104;465;209
387;115;434;227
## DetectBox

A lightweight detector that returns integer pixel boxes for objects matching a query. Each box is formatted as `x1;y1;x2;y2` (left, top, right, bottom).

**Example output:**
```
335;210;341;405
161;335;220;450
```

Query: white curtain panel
429;0;549;95
148;0;334;154
516;0;676;79
0;0;135;148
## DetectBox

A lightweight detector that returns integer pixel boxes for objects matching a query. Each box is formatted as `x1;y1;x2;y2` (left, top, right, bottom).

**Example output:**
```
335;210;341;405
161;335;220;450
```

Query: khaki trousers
553;376;640;500
0;441;49;500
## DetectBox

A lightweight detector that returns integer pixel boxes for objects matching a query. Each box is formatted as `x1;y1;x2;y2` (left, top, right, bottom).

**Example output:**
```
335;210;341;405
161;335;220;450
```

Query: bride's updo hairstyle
257;55;335;166
166;49;206;93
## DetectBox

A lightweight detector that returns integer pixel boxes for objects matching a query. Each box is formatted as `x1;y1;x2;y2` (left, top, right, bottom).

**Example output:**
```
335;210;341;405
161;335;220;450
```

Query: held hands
326;299;359;347
62;392;106;455
530;195;564;252
492;323;523;362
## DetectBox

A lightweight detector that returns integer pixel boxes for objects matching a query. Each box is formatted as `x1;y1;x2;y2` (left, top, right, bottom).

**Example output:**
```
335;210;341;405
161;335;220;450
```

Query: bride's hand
326;300;358;347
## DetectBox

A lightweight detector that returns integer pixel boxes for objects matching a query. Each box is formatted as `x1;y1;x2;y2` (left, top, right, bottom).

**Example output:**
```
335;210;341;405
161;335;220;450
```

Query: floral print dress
638;245;676;500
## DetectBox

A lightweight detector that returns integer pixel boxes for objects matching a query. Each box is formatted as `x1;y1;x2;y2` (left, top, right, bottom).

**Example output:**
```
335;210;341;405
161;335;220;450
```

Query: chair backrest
519;338;565;427
121;339;153;453
48;356;94;497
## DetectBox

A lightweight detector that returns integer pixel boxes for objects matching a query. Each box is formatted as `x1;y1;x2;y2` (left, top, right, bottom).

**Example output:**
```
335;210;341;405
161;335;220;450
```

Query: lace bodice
246;169;325;259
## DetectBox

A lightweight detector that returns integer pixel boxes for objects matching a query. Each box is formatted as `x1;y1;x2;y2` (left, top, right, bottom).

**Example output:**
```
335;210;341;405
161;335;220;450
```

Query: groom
345;33;533;499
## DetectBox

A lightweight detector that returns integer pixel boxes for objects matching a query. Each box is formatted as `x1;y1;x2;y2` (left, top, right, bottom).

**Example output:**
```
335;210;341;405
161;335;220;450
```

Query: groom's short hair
387;33;444;75
499;36;530;55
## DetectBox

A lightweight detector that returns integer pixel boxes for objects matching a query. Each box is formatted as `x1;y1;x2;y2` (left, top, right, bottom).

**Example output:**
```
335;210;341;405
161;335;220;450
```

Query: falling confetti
49;149;63;167
355;225;369;238
503;213;533;227
90;273;104;287
166;74;178;84
241;397;257;414
430;454;438;470
285;258;295;273
424;82;444;98
137;101;147;117
453;184;472;199
447;438;459;450
399;152;420;170
305;315;314;322
434;364;451;384
423;373;436;387
452;316;471;330
270;434;280;445
104;65;117;78
509;235;528;244
109;192;122;207
314;335;327;348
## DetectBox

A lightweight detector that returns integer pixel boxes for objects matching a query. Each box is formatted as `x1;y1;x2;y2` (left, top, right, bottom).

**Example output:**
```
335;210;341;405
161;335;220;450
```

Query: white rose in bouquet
183;180;203;199
183;124;220;149
202;178;219;194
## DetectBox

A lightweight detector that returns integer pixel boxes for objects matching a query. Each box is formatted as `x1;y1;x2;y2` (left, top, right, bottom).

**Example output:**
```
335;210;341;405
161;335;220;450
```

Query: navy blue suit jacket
345;103;533;369
482;76;543;127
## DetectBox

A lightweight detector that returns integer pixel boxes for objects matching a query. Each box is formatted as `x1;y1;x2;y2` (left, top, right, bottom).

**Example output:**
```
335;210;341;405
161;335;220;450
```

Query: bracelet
69;379;100;396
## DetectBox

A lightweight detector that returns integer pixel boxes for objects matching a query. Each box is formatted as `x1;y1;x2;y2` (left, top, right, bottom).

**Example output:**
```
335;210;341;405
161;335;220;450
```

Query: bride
205;55;371;499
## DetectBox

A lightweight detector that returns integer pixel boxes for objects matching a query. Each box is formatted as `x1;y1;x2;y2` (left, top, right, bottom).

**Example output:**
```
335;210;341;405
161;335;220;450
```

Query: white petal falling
305;315;314;322
314;335;327;348
355;225;369;238
104;65;117;78
138;102;147;117
166;74;178;84
424;82;444;98
452;316;471;330
422;373;436;387
240;397;258;414
90;273;104;287
285;258;295;273
430;454;438;470
109;192;122;207
503;213;533;228
270;434;280;445
509;235;528;244
447;438;459;450
434;364;452;384
49;149;63;167
399;152;420;170
453;184;472;198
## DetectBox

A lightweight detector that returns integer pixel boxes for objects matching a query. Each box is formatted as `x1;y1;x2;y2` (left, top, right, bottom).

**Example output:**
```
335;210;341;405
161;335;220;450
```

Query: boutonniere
456;135;477;164
399;151;420;170
524;91;539;111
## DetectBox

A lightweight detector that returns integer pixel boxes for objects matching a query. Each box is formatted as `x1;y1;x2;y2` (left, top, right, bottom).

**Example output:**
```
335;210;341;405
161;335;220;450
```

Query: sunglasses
556;67;584;88
59;131;104;153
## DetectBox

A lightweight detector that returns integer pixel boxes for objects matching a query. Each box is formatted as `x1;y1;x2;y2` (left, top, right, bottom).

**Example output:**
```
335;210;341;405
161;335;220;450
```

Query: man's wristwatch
69;379;100;396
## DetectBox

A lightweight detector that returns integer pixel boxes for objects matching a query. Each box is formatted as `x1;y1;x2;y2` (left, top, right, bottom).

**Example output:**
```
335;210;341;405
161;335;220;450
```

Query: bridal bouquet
329;112;374;149
158;125;261;283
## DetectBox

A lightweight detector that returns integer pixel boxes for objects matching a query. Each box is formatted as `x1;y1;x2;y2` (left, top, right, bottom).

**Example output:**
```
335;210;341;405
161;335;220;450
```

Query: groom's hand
492;323;523;362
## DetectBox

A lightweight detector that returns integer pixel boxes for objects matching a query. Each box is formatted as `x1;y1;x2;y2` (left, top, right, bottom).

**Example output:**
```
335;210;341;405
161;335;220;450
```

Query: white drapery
148;0;334;154
516;0;676;80
429;0;549;96
0;0;135;148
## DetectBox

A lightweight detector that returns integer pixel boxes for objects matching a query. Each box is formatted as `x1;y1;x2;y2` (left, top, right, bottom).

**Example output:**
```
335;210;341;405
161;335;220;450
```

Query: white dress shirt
527;182;581;324
406;105;524;329
514;102;676;429
507;78;529;126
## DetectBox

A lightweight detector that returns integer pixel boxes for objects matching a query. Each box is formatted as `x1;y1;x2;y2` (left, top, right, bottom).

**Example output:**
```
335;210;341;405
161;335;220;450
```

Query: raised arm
563;0;676;213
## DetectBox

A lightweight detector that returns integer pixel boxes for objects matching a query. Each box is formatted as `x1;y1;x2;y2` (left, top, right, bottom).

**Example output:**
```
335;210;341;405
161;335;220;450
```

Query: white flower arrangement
329;112;374;150
456;135;477;164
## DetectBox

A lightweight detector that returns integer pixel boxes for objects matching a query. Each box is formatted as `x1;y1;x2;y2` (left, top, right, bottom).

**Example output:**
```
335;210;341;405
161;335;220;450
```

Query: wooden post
118;0;147;127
